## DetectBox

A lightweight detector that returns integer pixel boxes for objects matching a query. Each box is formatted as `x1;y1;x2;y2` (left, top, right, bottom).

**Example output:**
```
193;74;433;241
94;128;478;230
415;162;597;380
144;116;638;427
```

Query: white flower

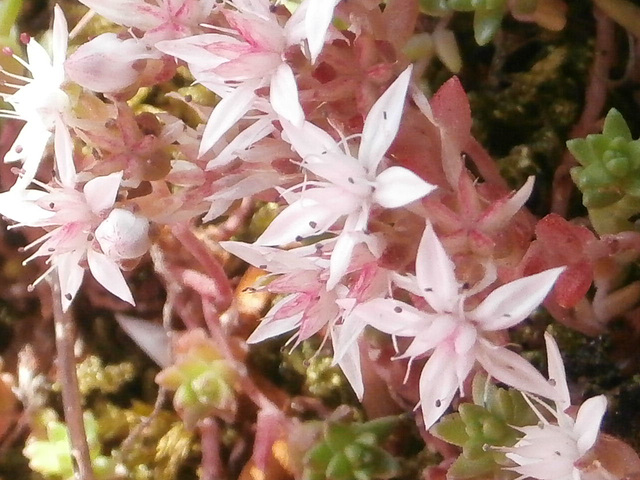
256;66;436;288
344;223;565;429
0;127;135;310
95;208;151;260
503;332;607;480
1;5;70;191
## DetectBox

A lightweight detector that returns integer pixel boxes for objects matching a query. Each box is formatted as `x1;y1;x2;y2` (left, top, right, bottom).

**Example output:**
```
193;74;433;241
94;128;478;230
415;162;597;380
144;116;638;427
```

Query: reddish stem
551;7;615;216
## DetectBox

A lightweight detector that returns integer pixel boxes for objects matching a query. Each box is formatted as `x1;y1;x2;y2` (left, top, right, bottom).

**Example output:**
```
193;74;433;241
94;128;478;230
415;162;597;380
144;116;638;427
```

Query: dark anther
435;399;441;407
65;293;72;300
394;306;402;313
309;221;317;228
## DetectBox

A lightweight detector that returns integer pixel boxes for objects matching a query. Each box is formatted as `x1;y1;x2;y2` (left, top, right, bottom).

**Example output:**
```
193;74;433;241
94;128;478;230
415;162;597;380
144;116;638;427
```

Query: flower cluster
1;0;636;479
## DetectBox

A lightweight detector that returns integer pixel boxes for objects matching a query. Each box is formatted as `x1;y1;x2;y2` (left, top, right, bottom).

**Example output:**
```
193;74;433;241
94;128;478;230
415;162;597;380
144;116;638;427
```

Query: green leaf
473;6;505;45
431;414;470;447
603;108;633;141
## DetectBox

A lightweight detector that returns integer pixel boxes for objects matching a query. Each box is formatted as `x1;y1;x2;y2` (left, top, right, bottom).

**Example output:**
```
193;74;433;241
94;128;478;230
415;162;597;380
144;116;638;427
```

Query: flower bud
95;208;150;260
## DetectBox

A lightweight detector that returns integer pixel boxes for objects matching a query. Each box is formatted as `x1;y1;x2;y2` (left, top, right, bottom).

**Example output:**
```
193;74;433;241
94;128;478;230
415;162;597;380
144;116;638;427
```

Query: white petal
332;327;364;399
115;314;170;368
327;230;358;290
270;63;304;126
470;267;565;331
247;309;302;343
199;83;258;157
54;117;75;187
5;125;50;191
0;190;50;224
77;0;163;30
86;249;135;305
219;241;320;273
83;171;123;214
399;315;456;359
52;5;69;72
256;188;351;245
280;118;340;159
415;223;459;313
420;346;460;430
476;340;557;400
359;65;412;173
304;0;341;63
332;311;367;365
574;395;607;454
374;166;436;208
56;251;85;312
206;118;274;169
350;298;426;337
544;332;570;412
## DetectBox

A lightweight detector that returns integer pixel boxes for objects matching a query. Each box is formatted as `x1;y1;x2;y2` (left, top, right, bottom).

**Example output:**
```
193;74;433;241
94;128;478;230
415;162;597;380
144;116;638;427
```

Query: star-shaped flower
256;66;436;288
503;332;607;480
343;223;564;429
0;128;145;310
1;5;71;190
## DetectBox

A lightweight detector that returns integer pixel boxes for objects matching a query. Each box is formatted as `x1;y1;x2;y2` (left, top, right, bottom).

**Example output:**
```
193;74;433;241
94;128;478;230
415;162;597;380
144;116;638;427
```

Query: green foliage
430;375;536;479
568;109;640;234
76;356;136;397
23;410;118;480
419;0;536;45
155;330;236;429
303;417;402;480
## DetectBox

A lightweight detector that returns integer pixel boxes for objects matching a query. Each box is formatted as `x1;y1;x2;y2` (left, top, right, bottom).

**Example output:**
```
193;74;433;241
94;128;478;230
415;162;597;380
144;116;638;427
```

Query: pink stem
199;418;225;480
50;280;96;480
171;223;234;310
551;7;615;216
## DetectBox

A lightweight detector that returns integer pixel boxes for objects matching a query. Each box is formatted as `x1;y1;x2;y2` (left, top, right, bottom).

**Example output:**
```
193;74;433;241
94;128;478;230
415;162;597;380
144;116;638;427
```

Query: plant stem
50;279;96;480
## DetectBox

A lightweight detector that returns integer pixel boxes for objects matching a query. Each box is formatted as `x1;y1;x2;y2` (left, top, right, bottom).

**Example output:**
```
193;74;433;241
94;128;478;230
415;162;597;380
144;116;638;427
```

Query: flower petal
574;395;607;454
332;327;364;399
304;0;341;63
87;249;135;305
359;65;412;173
544;332;570;412
247;302;302;343
476;339;556;400
374;166;436;208
470;267;565;331
56;250;85;312
420;346;460;430
83;171;123;214
199;83;258;157
115;314;171;368
350;298;427;337
415;223;459;313
270;63;304;126
54;117;75;188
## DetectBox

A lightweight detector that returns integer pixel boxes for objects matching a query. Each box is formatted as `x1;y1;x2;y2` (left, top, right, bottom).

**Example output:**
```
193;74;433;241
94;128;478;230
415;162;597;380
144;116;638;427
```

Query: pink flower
77;0;215;43
257;66;436;288
0;128;139;310
344;223;564;429
503;332;607;480
155;0;310;151
65;34;161;93
1;5;71;191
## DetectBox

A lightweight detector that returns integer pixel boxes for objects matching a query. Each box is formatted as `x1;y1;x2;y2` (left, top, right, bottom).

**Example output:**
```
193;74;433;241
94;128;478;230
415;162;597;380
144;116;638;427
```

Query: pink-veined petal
479;176;535;231
155;34;229;66
86;249;134;305
270;63;304;126
83;171;123;214
247;310;302;344
77;0;164;30
65;34;159;93
470;267;565;331
476;339;556;400
199;83;258;157
544;332;570;412
420;346;460;430
57;250;85;312
374;166;436;208
206;117;274;169
359;65;413;173
574;395;607;454
415;223;459;313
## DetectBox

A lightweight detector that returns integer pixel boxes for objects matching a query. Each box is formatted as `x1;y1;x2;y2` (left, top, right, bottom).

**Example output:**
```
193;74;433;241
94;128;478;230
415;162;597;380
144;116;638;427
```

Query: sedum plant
431;374;537;479
302;416;402;480
568;108;640;234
